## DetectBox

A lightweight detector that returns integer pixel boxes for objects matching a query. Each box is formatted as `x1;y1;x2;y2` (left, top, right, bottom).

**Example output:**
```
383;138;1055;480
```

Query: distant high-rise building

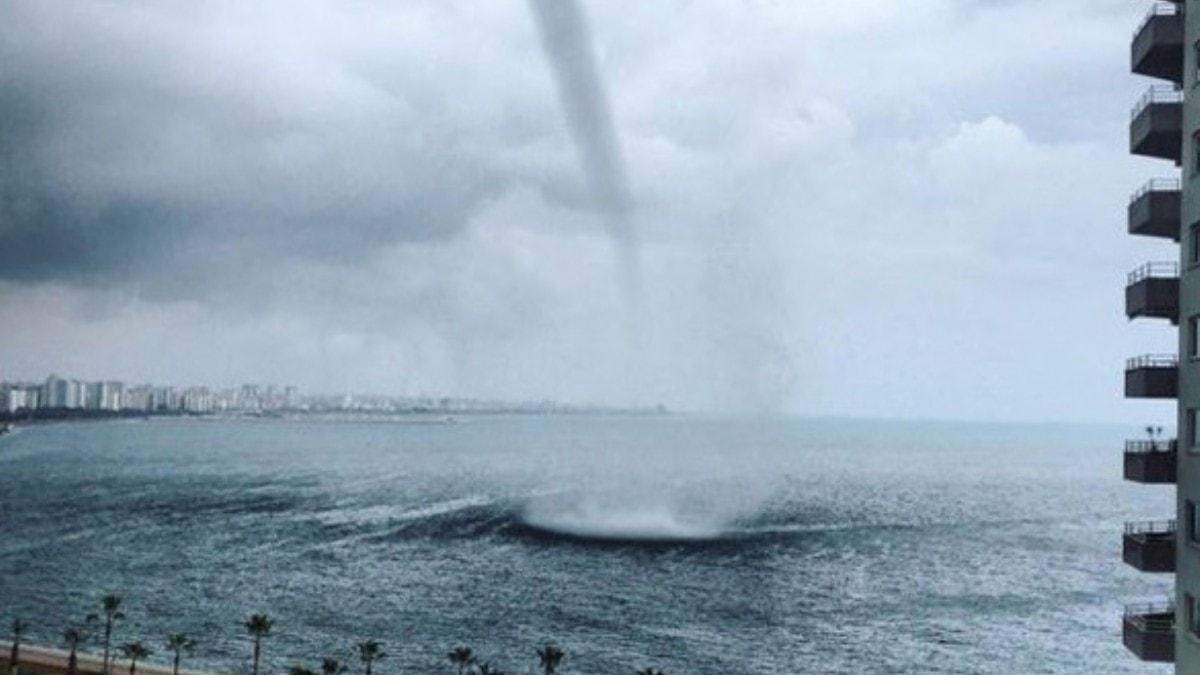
0;385;18;413
239;384;263;411
83;381;124;411
43;375;84;409
103;381;124;411
124;385;153;412
151;386;181;412
21;385;40;411
182;387;212;414
43;375;66;408
85;382;103;410
1123;0;1187;668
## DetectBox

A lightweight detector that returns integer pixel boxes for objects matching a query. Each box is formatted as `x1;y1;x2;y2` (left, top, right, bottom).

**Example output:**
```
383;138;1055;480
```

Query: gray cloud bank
0;0;1166;421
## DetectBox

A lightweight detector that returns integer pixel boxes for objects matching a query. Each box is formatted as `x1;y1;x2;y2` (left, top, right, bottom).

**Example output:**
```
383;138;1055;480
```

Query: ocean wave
362;497;515;542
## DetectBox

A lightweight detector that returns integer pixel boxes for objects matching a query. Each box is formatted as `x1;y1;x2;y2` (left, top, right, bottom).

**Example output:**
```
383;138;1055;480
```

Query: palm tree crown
354;639;385;675
63;628;83;649
93;593;125;675
244;613;273;675
120;641;152;675
320;657;348;675
537;645;565;675
637;669;665;675
244;614;273;638
165;633;196;675
447;646;475;675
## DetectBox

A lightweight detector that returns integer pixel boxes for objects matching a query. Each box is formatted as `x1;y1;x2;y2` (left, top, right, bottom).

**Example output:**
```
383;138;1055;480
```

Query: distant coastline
0;404;670;427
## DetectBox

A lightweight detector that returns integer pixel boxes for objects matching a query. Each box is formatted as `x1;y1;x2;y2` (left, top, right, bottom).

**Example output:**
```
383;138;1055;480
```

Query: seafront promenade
2;642;210;675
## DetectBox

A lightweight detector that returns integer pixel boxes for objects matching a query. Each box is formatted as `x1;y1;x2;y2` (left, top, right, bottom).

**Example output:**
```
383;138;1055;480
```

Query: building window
1191;594;1200;637
1191;317;1200;359
1193;130;1200;175
1192;222;1200;265
1190;501;1200;542
1190;409;1199;449
1194;39;1200;86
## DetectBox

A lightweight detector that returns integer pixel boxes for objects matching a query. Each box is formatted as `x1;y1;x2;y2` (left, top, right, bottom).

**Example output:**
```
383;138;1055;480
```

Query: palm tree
91;593;125;675
637;669;664;675
243;614;273;675
476;662;506;675
63;616;98;675
288;667;318;675
120;642;152;675
165;634;196;675
321;658;348;675
10;619;28;675
63;628;85;675
536;645;564;675
446;646;474;675
354;640;385;675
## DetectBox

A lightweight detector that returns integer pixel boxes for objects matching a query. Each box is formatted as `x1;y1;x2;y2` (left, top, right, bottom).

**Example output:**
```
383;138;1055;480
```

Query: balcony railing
1125;439;1177;483
1125;355;1178;399
1131;87;1184;161
1123;531;1175;571
1129;178;1182;240
1133;2;1181;38
1123;601;1175;662
1126;262;1179;322
1123;520;1176;572
1133;2;1184;83
1126;438;1178;454
1127;261;1179;285
1125;601;1175;630
1132;86;1184;119
1125;519;1175;538
1130;178;1182;204
1127;354;1179;370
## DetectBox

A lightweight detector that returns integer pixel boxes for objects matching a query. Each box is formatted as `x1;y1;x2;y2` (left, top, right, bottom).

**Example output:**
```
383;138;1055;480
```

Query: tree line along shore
5;594;668;675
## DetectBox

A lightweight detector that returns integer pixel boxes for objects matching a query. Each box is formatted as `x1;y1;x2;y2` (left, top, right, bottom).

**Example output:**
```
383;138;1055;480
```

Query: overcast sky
0;0;1175;423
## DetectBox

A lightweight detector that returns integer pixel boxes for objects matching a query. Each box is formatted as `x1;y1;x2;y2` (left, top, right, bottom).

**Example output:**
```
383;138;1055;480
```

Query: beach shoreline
2;642;210;675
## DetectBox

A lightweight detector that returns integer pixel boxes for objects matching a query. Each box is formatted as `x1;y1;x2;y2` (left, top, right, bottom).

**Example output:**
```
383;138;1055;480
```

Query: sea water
0;416;1173;673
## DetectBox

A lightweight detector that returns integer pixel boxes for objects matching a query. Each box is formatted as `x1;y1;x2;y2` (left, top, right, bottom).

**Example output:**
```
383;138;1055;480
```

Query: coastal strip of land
2;642;211;675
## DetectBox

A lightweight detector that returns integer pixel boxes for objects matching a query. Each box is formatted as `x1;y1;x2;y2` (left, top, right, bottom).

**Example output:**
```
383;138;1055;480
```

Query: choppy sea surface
0;416;1174;674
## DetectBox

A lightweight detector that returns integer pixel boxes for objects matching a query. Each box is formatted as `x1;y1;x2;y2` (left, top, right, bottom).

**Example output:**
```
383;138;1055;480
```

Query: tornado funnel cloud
528;0;639;301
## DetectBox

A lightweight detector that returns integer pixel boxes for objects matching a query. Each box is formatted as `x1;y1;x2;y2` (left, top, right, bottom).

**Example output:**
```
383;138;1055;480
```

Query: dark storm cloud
0;1;516;296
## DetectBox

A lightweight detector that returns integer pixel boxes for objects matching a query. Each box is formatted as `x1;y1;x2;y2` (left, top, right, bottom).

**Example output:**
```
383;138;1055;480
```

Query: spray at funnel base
521;506;725;542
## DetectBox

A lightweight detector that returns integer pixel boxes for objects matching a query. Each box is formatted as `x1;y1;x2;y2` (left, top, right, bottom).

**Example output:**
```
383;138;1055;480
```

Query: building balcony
1125;354;1178;399
1123;602;1175;662
1128;179;1181;240
1131;86;1183;162
1125;439;1177;483
1126;262;1179;322
1123;520;1176;572
1132;2;1184;84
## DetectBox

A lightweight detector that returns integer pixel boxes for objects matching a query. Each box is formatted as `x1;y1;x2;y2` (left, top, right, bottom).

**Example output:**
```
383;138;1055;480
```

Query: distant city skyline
0;371;656;416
